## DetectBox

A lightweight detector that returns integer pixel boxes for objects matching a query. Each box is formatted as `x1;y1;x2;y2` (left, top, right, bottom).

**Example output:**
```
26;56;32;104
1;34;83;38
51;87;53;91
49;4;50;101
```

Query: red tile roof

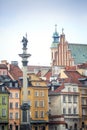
64;70;85;84
0;64;8;69
9;64;23;81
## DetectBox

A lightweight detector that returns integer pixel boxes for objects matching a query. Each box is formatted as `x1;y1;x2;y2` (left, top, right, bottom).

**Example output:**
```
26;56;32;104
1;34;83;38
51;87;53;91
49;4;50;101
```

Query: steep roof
0;64;8;69
68;43;87;64
64;70;85;84
9;64;23;81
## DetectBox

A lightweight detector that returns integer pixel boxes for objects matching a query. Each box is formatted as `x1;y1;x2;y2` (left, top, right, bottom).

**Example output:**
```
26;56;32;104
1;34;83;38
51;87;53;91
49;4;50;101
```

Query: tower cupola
52;24;59;43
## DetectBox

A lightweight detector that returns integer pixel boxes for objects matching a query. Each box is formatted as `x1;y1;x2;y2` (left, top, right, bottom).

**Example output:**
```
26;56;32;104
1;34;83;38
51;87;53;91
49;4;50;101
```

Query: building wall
9;88;21;130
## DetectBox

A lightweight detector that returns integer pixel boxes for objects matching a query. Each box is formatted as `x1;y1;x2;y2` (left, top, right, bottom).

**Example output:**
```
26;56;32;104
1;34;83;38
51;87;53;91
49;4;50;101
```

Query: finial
55;24;57;32
62;28;64;34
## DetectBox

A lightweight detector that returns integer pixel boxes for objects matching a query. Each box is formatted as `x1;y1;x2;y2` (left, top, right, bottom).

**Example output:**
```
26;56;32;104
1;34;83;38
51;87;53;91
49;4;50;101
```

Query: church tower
51;25;74;67
51;24;59;66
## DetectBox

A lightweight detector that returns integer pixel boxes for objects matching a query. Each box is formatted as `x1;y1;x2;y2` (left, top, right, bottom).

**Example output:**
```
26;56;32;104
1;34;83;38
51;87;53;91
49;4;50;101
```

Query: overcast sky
0;0;87;67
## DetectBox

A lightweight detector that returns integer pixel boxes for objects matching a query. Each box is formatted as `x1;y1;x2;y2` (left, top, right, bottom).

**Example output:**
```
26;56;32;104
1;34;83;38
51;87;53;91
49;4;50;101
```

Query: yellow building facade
21;73;49;130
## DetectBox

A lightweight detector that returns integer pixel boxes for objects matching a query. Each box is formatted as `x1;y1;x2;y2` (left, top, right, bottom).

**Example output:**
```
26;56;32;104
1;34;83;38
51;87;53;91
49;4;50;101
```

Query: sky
0;0;87;67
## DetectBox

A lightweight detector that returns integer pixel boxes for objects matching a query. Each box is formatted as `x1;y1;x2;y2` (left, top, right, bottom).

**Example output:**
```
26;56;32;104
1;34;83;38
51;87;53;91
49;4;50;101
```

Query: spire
62;28;64;35
55;24;57;33
52;24;59;43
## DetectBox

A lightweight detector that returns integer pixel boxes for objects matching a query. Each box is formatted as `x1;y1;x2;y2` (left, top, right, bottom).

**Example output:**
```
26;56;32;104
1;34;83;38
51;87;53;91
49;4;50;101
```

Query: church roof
68;43;87;64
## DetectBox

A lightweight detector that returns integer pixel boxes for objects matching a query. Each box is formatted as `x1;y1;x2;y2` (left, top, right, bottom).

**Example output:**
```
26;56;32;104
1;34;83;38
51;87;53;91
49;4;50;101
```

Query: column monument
19;35;31;130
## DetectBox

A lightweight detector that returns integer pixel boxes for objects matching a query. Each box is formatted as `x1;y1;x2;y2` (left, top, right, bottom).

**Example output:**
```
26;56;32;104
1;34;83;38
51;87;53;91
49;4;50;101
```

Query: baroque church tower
51;25;74;67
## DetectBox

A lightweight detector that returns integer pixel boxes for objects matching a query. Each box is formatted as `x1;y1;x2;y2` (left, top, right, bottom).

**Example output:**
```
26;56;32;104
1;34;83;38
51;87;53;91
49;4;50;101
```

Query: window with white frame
73;96;77;103
9;93;13;98
40;111;44;118
35;111;38;118
73;87;76;92
73;107;77;114
40;100;44;107
15;102;19;108
15;112;19;119
10;102;13;109
40;91;44;96
63;108;66;114
68;87;71;92
9;113;13;119
2;109;6;117
35;91;39;96
2;96;6;105
68;95;72;102
63;95;66;103
68;108;71;114
35;101;39;107
15;93;19;98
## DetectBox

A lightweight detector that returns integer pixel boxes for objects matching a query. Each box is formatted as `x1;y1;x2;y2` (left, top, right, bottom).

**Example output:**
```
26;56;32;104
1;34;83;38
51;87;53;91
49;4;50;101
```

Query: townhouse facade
0;83;10;130
48;82;80;130
21;73;49;130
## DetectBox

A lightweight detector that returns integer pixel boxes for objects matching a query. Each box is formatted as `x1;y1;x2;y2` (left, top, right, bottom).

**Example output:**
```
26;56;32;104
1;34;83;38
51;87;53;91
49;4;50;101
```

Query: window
40;111;44;118
15;102;18;108
68;108;71;114
28;90;30;95
9;93;13;98
63;108;66;114
2;109;6;117
82;98;84;105
10;113;13;119
63;95;66;103
40;91;44;96
68;87;71;92
68;96;72;102
15;112;19;119
35;111;38;118
73;96;77;103
2;96;6;105
10;102;13;109
73;88;76;92
40;100;44;107
2;87;5;92
35;91;39;96
15;93;19;98
73;108;76;114
2;126;4;130
35;101;39;107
